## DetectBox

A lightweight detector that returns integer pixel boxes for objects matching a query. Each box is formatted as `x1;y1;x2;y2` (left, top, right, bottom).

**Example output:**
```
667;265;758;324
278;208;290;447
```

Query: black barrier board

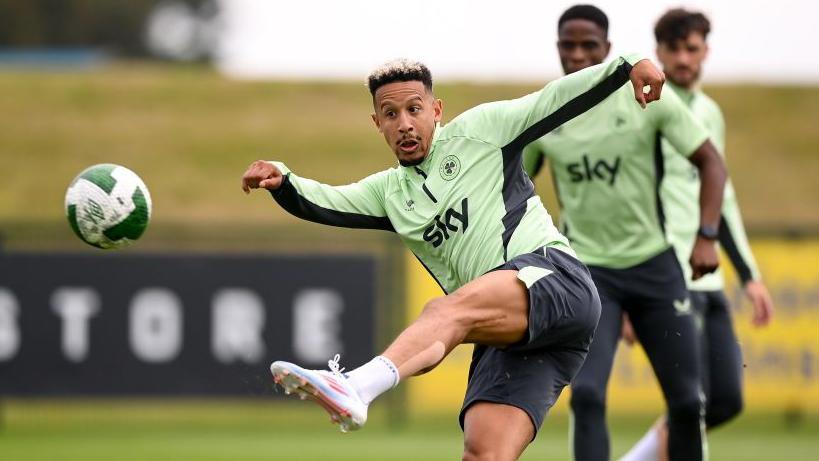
0;252;376;396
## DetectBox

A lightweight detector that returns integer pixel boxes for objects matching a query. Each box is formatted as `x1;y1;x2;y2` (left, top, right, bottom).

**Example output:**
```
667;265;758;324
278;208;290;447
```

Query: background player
522;5;727;460
618;9;775;461
243;55;666;460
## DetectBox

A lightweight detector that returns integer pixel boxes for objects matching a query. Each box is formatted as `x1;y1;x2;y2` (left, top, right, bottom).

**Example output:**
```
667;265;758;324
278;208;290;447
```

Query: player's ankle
345;355;400;404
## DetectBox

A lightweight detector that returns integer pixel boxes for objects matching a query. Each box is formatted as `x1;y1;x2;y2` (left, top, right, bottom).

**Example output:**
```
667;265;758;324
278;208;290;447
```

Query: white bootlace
327;353;346;378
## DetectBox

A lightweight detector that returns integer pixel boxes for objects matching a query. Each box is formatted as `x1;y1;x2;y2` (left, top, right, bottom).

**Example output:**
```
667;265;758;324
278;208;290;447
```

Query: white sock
618;426;661;461
344;356;400;405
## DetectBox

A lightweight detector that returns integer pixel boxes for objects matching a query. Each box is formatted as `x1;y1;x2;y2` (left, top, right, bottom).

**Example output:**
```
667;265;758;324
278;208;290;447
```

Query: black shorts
588;247;690;313
459;246;602;435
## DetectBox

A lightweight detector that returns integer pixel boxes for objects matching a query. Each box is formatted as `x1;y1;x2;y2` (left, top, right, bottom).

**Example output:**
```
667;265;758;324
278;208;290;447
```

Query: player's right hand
629;59;665;109
689;236;720;280
242;160;283;193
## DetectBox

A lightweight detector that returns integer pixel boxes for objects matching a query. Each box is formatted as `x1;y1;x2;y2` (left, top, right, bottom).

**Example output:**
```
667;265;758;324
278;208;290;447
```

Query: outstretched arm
459;54;665;150
242;160;394;231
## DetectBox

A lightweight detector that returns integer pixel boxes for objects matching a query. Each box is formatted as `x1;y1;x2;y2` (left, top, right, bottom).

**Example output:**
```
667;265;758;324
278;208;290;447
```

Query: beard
398;155;425;167
671;65;701;86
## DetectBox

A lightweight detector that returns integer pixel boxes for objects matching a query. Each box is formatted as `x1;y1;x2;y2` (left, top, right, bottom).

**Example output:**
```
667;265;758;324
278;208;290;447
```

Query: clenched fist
689;236;720;280
241;160;283;194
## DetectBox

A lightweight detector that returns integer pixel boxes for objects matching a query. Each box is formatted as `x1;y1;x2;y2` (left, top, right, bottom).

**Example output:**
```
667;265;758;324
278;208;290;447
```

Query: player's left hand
629;59;665;109
745;280;774;327
689;236;719;280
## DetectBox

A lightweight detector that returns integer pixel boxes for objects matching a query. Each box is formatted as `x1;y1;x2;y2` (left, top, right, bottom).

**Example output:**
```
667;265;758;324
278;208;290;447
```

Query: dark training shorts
459;246;602;436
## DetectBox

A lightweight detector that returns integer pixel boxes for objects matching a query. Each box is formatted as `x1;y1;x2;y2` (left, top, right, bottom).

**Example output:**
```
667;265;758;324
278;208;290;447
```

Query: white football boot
270;354;368;433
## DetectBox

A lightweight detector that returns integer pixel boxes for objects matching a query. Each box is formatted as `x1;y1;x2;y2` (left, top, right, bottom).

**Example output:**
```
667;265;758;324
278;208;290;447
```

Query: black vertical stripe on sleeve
270;175;395;232
718;215;754;283
499;60;633;260
653;131;667;235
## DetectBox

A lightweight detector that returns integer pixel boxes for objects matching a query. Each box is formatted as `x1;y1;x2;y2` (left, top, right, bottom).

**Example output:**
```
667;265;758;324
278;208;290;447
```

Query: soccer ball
65;164;152;249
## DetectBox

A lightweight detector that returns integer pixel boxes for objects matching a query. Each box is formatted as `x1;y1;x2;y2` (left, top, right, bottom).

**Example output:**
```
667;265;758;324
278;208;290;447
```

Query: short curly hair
558;5;609;38
655;9;711;45
366;59;433;96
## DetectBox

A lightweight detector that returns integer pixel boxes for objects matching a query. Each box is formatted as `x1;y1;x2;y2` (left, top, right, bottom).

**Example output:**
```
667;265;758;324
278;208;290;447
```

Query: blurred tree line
0;0;214;57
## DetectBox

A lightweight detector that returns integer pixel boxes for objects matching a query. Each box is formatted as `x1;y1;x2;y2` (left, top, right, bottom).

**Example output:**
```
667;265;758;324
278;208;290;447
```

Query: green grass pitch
1;400;817;460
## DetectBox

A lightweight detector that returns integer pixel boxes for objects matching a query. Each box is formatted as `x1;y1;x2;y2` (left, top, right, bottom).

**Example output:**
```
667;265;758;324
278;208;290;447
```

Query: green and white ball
65;164;152;249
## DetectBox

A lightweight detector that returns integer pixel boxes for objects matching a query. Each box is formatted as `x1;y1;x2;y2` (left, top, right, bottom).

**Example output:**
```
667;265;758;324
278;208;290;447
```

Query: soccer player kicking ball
242;54;665;460
618;9;775;461
522;5;727;461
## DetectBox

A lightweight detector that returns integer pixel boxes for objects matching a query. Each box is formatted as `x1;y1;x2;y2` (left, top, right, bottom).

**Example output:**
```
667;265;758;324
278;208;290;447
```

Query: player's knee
706;393;743;428
419;296;470;341
422;291;477;327
462;440;502;461
420;296;450;321
569;384;605;415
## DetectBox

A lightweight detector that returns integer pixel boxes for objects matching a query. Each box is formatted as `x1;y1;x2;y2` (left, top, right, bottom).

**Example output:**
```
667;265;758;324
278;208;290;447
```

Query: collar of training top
667;80;700;106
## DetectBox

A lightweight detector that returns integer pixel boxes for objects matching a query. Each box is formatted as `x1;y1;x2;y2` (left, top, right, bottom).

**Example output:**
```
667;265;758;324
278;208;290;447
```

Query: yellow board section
405;239;819;416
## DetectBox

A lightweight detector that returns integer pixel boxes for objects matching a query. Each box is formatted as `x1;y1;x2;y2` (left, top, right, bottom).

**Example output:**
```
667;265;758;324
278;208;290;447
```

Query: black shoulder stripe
505;60;633;153
718;215;753;283
270;175;395;232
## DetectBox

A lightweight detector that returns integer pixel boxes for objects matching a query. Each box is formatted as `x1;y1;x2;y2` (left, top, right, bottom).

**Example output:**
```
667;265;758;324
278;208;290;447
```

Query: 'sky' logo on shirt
567;154;621;186
423;198;469;248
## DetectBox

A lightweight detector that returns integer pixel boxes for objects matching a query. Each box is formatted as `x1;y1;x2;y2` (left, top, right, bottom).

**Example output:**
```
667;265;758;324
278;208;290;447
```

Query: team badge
439;155;461;181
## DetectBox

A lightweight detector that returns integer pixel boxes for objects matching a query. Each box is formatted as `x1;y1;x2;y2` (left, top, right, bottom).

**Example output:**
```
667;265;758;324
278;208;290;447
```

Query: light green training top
661;82;761;291
522;79;709;269
269;54;643;293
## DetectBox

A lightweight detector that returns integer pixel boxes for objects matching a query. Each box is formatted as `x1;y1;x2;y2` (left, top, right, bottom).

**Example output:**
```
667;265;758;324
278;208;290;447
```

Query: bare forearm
690;140;727;229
